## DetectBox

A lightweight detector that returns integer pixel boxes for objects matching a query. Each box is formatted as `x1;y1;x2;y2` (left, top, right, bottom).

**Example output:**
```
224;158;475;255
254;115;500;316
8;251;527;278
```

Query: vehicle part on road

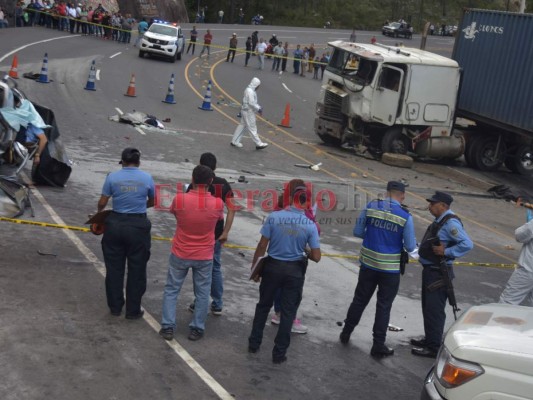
36;53;50;84
84;60;96;91
198;80;214;111
124;74;137;97
381;152;413;168
8;54;19;79
162;73;176;104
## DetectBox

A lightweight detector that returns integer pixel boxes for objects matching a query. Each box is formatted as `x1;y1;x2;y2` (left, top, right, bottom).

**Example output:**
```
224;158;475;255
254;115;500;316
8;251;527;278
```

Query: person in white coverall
230;77;268;150
499;218;533;306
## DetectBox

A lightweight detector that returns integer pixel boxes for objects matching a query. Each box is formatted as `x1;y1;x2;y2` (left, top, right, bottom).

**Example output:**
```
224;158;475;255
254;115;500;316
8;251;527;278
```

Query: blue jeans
211;240;223;309
161;253;213;332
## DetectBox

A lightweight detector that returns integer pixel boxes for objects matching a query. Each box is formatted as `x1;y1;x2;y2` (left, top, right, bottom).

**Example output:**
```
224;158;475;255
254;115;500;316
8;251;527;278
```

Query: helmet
272;34;276;37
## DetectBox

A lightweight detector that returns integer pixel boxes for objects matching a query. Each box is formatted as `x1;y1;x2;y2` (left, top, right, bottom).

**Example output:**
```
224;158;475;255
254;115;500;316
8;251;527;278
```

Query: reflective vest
360;199;410;273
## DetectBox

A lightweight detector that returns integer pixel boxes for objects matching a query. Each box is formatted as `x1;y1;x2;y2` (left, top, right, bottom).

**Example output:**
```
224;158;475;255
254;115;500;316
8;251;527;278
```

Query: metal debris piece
388;324;404;332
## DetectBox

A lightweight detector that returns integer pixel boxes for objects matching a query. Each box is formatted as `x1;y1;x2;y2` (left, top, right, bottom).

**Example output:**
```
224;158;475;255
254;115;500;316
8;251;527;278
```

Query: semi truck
315;9;533;174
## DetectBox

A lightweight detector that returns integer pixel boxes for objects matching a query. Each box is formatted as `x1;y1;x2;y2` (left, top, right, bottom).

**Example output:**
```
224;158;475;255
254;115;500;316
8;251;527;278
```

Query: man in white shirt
255;38;268;70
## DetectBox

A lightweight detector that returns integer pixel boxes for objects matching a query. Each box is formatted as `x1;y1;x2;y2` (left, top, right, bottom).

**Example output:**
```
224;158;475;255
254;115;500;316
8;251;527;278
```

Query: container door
371;65;404;125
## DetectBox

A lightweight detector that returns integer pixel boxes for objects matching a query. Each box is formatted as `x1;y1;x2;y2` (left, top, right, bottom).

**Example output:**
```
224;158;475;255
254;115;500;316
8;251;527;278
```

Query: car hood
445;304;533;375
383;26;397;31
144;31;176;41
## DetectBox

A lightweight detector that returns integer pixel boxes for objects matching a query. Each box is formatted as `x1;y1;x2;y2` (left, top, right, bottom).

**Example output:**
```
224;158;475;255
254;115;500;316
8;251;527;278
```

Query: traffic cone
162;73;176;104
278;103;292;128
8;55;19;79
37;53;50;84
84;60;96;91
124;73;136;97
198;80;214;111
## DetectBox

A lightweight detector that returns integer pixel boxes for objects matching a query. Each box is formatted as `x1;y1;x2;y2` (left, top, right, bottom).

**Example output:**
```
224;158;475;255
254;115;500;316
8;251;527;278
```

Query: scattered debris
37;250;57;257
241;170;266;176
238;252;246;257
336;321;343;327
504;245;515;250
238;175;247;183
388;324;404;332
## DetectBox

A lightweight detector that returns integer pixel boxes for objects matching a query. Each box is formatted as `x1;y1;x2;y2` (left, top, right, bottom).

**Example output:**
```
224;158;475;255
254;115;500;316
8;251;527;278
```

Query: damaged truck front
315;41;464;160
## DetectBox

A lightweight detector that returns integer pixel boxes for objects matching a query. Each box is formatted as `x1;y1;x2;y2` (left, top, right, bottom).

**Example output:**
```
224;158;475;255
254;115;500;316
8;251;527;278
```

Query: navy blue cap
386;181;405;192
426;191;453;205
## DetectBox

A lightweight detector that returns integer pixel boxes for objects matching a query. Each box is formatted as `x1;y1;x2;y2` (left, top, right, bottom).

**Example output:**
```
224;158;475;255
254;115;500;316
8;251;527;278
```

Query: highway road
0;24;529;399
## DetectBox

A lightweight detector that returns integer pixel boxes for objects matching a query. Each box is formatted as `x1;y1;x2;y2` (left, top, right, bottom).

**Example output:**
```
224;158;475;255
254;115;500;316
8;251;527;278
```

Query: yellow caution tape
0;216;517;269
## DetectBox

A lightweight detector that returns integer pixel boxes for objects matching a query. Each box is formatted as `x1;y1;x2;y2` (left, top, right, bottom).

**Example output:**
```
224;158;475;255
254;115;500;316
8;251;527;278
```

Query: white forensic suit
231;77;268;149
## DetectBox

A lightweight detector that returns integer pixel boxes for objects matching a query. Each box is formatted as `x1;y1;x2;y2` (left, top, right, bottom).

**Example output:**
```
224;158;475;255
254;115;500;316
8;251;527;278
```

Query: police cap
120;147;141;164
426;191;453;205
386;181;405;193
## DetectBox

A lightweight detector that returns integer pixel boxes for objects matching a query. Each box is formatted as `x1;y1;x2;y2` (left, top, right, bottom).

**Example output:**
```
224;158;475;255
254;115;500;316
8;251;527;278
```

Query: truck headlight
435;347;484;388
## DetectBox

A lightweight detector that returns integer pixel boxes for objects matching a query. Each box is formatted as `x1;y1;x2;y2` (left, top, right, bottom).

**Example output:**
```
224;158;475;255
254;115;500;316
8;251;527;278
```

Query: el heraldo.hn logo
462;21;504;40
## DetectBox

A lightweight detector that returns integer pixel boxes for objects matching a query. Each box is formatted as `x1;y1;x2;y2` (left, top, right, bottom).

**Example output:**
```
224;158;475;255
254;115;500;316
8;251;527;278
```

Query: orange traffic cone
278;103;292;128
124;74;137;97
9;54;19;79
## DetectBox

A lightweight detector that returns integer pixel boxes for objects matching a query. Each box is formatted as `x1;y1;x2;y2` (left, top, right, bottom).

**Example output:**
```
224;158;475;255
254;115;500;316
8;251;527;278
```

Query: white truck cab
139;22;185;62
315;41;464;159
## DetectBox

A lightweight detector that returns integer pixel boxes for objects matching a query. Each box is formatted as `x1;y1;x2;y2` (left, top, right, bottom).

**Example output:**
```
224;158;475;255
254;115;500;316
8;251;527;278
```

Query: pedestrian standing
300;46;308;76
307;43;315;72
97;148;155;319
313;57;320;79
272;42;283;71
349;28;356;42
186;25;198;54
218;9;224;23
248;179;321;363
134;17;148;47
320;53;327;79
256;38;267;70
226;33;237;62
159;165;224;342
293;44;302;74
251;30;258;55
187;153;236;316
230;77;268;149
199;29;213;59
245;36;252;66
340;181;417;357
411;191;473;358
238;8;244;24
281;42;289;72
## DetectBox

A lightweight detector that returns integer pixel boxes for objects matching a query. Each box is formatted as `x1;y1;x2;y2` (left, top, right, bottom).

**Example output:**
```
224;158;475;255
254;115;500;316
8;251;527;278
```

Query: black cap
426;191;453;205
386;181;405;192
119;147;141;164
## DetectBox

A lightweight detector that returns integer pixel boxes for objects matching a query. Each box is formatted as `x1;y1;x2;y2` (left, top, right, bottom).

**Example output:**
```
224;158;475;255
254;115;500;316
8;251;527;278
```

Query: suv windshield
326;48;377;85
149;24;178;37
389;22;400;29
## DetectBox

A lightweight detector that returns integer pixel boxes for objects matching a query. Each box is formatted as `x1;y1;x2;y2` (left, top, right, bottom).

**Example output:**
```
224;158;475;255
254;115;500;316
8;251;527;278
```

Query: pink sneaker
271;312;280;325
291;319;308;334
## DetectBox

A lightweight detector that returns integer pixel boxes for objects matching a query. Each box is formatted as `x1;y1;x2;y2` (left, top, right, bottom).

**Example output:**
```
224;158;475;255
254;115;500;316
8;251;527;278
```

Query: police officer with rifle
411;191;473;358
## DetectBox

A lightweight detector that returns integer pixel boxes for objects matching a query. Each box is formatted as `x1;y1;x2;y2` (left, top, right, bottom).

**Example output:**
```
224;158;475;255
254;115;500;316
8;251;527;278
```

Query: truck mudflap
315;117;343;144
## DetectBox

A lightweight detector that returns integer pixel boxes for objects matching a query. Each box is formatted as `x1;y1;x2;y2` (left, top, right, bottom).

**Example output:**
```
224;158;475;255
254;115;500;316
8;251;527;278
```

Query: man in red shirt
159;165;224;341
199;29;213;60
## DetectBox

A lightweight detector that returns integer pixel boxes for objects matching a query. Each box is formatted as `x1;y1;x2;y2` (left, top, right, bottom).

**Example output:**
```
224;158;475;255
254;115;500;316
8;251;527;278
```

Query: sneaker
230;142;243;148
211;306;223;316
159;327;174;341
256;143;268;150
188;329;204;341
271;312;280;325
339;331;351;344
291;319;308;334
188;303;195;313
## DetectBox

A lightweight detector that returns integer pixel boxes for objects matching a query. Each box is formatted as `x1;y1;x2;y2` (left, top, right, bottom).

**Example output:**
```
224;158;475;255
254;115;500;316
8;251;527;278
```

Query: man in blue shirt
411;191;473;358
97;148;155;319
340;181;417;357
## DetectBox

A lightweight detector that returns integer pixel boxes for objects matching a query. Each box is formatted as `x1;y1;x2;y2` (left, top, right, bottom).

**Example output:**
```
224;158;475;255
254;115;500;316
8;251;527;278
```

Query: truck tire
470;136;505;171
381;128;410;154
139;50;145;58
513;147;533;175
317;132;341;146
176;50;182;61
382;152;413;168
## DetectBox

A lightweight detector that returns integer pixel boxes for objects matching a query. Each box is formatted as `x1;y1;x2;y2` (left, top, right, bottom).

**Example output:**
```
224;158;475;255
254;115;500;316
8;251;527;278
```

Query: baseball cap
426;191;453;205
386;181;405;192
119;147;141;164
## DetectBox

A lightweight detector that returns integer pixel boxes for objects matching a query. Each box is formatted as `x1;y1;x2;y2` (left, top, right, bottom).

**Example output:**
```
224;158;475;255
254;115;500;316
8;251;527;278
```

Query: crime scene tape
0;216;517;269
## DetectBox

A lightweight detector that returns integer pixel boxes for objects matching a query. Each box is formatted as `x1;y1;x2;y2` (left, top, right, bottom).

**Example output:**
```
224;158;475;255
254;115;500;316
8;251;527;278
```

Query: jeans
422;267;449;351
161;253;213;332
199;44;210;58
249;259;305;359
272;57;280;71
342;266;400;345
257;53;265;69
187;40;196;54
211;240;223;308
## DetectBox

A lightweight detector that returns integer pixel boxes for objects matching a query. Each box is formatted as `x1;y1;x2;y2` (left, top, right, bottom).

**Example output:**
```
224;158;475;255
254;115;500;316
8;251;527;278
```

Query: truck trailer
315;9;533;174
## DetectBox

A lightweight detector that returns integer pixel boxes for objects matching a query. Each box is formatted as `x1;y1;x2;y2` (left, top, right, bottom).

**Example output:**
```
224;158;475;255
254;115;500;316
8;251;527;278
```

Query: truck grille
148;38;169;45
322;90;344;121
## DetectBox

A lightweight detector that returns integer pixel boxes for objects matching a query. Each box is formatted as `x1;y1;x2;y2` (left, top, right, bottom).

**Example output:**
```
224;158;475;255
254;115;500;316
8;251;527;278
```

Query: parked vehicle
421;303;533;400
315;9;533;174
139;22;184;62
382;22;413;39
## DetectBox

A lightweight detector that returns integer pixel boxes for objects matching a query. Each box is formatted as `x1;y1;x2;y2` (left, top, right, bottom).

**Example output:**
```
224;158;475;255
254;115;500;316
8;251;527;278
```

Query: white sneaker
291;319;308;334
230;142;243;148
271;312;280;325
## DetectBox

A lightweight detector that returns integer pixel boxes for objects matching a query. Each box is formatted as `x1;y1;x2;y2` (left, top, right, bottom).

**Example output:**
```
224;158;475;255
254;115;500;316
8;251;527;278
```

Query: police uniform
340;181;417;357
99;148;155;319
412;191;473;357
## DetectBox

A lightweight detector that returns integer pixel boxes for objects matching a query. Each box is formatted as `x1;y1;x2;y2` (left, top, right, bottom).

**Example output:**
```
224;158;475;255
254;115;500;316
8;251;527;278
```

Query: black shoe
159;327;174;341
110;309;121;316
188;303;195;313
339;331;351;344
248;346;259;353
411;347;438;358
188;329;204;341
125;309;144;320
410;337;428;347
272;355;287;364
211;306;223;316
370;344;394;358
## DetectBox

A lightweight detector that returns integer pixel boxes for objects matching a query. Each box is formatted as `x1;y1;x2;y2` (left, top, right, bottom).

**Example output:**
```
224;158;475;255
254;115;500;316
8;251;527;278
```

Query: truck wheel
176;50;182;61
381;128;410;154
471;136;505;171
513;147;533;175
381;153;413;168
317;132;341;146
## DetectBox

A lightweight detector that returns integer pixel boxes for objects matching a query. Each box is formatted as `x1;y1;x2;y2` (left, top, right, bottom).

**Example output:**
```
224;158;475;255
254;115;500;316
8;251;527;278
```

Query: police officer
411;191;473;358
340;181;417;357
97;148;155;319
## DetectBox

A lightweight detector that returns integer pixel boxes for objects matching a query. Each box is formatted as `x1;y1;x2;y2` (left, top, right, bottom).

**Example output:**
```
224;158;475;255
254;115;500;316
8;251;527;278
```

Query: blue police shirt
260;206;320;261
25;124;44;143
102;167;155;214
418;209;473;266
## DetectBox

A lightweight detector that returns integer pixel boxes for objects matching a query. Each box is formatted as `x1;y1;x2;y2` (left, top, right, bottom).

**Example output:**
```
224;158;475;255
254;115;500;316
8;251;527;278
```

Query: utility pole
519;0;526;13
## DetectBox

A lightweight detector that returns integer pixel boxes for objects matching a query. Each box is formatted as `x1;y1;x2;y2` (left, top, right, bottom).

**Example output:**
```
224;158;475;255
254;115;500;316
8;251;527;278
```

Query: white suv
139;22;185;62
421;303;533;400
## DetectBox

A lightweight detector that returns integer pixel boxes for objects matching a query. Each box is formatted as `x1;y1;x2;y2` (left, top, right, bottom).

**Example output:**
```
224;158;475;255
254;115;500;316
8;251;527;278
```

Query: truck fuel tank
415;134;465;159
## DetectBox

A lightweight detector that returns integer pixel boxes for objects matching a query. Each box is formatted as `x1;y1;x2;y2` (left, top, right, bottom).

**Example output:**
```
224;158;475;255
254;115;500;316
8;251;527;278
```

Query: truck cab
315;41;464;159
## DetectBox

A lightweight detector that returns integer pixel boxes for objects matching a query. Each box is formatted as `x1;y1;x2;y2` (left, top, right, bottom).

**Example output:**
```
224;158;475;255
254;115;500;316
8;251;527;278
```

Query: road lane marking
135;126;146;135
109;52;121;58
96;69;101;80
0;35;81;63
21;173;234;400
282;83;293;93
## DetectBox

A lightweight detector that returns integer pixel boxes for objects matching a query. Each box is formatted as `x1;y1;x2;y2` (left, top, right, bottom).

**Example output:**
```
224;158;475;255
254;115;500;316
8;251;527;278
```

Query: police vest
360;200;410;273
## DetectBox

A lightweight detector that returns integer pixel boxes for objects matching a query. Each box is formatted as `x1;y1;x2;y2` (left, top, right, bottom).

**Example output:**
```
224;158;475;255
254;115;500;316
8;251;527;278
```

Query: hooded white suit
231;78;267;148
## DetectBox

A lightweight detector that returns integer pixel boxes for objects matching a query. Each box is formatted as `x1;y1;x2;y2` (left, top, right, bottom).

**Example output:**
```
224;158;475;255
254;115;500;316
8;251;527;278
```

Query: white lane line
135;126;146;135
0;35;81;63
282;83;292;93
24;176;234;400
96;69;101;81
109;52;122;59
114;107;123;115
